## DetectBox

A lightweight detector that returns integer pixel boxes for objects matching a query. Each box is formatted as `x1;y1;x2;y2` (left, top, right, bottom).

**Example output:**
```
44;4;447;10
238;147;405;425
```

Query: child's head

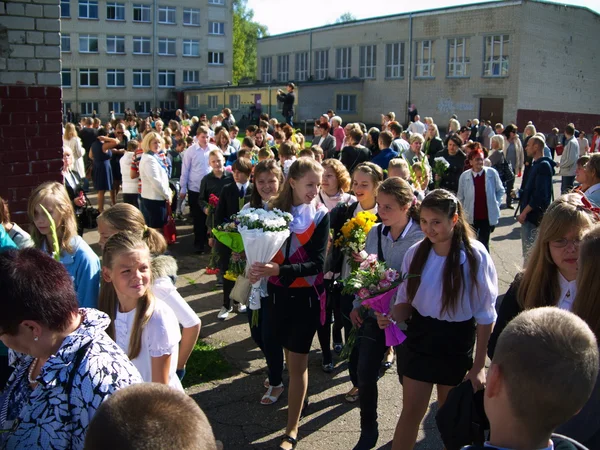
270;158;324;213
27;181;77;253
486;308;598;447
298;148;314;159
258;147;274;161
310;145;324;163
321;159;351;194
126;140;139;152
388;158;410;180
412;163;423;177
282;124;294;141
245;125;257;137
229;125;239;140
351;162;384;206
573;226;600;337
208;149;225;173
251;159;283;207
97;203;167;253
273;130;285;145
232;157;252;184
377;177;420;228
278;142;298;163
241;136;255;151
259;120;269;132
295;132;305;148
378;130;393;150
84;383;218;450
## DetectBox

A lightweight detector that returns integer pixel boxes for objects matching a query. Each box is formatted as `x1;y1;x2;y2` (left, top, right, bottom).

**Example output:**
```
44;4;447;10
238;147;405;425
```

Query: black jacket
277;91;295;117
214;182;253;225
434;148;467;194
425;137;444;166
340;145;371;174
199;171;234;209
79;127;98;151
317;134;337;159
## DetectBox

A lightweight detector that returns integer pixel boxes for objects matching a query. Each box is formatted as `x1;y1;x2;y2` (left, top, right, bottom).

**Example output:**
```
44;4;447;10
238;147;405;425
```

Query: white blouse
557;272;577;311
153;276;201;328
395;239;498;324
115;300;183;390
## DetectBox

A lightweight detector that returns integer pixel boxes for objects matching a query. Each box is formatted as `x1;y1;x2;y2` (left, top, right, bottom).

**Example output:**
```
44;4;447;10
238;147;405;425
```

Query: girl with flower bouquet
346;177;424;450
329;162;383;403
248;158;329;450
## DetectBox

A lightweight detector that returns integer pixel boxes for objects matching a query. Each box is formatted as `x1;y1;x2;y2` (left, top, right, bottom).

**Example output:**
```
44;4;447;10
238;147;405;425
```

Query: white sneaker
217;306;233;320
237;303;247;313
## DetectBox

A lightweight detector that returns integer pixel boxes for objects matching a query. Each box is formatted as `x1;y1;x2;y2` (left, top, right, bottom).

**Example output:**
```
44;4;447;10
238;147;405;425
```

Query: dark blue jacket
370;148;399;171
519;156;556;221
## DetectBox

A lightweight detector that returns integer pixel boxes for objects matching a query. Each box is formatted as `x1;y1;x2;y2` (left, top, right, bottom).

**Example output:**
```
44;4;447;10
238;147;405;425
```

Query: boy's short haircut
213;126;224;136
245;125;258;134
493;307;599;436
230;125;239;133
232;157;253;175
258;147;274;159
349;127;363;143
310;145;324;159
411;162;423;172
298;148;315;159
185;136;194;146
278;142;298;158
388;158;409;170
196;125;209;136
273;131;285;141
388;121;403;136
208;149;224;159
241;137;255;149
236;149;248;159
84;383;217;450
379;130;393;148
565;124;575;136
259;120;269;129
126;140;139;151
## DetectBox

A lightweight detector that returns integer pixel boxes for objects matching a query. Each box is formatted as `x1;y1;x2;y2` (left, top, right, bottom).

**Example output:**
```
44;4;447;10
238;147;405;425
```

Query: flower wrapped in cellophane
212;220;245;281
334;211;378;272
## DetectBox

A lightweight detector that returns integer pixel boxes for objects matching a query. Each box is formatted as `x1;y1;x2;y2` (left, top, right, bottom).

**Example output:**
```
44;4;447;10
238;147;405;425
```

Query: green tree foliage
335;12;357;23
233;0;267;84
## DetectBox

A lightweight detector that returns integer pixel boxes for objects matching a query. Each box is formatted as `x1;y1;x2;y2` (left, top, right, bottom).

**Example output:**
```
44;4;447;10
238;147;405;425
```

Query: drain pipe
407;12;413;126
152;0;158;110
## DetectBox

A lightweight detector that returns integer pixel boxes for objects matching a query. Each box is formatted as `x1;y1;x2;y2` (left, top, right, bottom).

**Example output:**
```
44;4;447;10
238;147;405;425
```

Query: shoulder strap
377;224;385;262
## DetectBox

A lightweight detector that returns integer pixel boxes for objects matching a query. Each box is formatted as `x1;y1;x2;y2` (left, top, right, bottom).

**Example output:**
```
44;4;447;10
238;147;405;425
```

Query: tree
335;12;356;23
232;0;267;84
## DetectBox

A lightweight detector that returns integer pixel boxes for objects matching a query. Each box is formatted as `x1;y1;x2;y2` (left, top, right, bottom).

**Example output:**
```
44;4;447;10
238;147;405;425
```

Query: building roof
258;0;598;41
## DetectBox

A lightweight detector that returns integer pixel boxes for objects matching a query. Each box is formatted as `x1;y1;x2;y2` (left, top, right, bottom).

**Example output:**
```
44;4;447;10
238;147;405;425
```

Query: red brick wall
516;109;600;135
0;85;63;224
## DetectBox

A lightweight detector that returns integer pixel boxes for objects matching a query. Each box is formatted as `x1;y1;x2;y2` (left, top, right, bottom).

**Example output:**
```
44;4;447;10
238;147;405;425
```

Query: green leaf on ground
183;340;231;388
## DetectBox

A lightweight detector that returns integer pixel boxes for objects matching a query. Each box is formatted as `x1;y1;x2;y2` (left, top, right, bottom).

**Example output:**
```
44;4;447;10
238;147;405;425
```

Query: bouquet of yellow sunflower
334;211;378;272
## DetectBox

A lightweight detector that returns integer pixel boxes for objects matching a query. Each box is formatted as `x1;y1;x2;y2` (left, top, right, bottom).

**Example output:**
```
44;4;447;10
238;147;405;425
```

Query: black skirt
269;284;322;354
403;310;476;386
141;198;167;229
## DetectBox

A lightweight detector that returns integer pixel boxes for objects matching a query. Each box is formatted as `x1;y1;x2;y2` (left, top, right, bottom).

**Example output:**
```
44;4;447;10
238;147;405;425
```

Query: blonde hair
353;162;384;189
27;181;77;254
491;134;505;150
269;158;324;213
448;118;460;133
64;123;78;141
573;226;600;337
98;203;167;255
424;117;434;125
99;232;155;359
409;134;425;145
141;131;163;152
524;124;537;138
208;149;224;160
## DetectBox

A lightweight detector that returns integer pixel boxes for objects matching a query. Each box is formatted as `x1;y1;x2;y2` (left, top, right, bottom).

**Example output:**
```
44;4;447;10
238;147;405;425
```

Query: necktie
239;185;244;198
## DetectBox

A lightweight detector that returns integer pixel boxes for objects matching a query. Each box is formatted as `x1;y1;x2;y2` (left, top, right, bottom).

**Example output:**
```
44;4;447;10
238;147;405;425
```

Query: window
78;0;98;19
314;50;328;80
133;69;151;87
160;101;176;110
158;6;176;24
61;0;70;18
336;94;356;113
183;70;199;83
79;34;98;53
208;95;218;109
208;52;224;65
183;40;199;57
188;95;199;109
158;70;175;87
359;45;376;79
79;69;99;87
134;101;151;113
133;4;151;22
106;69;125;87
158;38;176;56
106;2;125;20
261;57;272;83
415;40;434;78
81;102;99;115
183;8;200;26
109;102;125;114
229;95;240;110
61;69;71;88
208;22;225;35
336;47;351;79
295;52;308;82
447;38;469;77
133;36;151;54
385;43;404;79
277;55;289;82
208;0;224;4
106;36;125;54
61;34;71;53
483;35;509;77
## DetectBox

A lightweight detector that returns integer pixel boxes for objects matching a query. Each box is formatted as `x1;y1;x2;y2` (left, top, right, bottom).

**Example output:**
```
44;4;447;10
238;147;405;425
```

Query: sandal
345;387;359;403
261;383;284;405
278;434;298;450
264;378;270;389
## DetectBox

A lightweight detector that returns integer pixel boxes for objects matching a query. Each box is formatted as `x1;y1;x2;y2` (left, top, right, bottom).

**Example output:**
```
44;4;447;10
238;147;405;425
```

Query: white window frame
79;34;98;53
106;35;125;54
277;54;289;82
208;21;225;35
385;42;404;79
208;0;224;4
61;69;72;88
261;57;272;83
61;0;71;18
314;49;328;80
415;40;435;78
81;102;99;115
183;8;200;26
208;95;218;109
447;37;469;77
134;101;151;113
336;47;351;79
133;69;151;87
483;35;509;77
359;45;376;79
133;36;151;55
158;70;175;88
158;5;176;24
158;38;176;56
182;39;199;57
208;51;224;65
132;4;151;23
295;52;308;82
183;70;199;83
106;69;125;87
109;102;125;114
79;68;99;88
61;34;71;53
188;95;199;109
336;94;357;113
78;0;98;19
160;101;176;110
106;2;125;21
229;94;240;110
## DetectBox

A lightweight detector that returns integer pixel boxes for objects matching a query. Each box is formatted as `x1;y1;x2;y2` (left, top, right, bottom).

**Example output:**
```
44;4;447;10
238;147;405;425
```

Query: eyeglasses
549;238;581;249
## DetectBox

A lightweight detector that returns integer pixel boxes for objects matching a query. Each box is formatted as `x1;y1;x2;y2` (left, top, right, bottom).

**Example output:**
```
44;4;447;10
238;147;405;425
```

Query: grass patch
183;339;231;388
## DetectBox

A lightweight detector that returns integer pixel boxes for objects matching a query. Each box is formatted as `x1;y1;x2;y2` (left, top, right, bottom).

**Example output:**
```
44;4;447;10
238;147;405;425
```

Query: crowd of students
0;110;599;450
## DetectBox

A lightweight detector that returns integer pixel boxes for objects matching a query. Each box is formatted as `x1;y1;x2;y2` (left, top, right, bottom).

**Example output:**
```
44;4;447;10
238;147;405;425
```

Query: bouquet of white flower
433;156;450;188
236;208;293;325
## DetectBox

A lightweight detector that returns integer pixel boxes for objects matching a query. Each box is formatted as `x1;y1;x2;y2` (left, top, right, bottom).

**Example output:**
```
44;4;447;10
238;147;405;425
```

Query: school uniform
395;239;497;386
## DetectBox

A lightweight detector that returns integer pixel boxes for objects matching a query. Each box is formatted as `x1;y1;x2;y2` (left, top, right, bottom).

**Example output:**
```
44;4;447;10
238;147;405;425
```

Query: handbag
163;202;177;245
230;275;252;305
79;193;99;229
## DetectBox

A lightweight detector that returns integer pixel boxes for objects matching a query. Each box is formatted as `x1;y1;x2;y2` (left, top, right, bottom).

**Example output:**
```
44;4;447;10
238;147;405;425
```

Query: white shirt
120;151;138;194
408;120;426;135
153;277;201;328
395;239;498;324
180;142;218;194
63;137;86;178
139;152;171;201
114;300;183;390
557;272;577;311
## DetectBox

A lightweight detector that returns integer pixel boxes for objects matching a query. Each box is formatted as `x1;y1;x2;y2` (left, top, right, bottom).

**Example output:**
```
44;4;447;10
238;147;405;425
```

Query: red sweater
473;172;488;221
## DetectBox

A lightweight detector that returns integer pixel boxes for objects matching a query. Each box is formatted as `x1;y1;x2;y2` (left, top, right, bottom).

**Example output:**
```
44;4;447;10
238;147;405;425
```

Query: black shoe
506;205;514;210
352;429;379;450
322;361;334;373
194;248;205;254
278;434;298;450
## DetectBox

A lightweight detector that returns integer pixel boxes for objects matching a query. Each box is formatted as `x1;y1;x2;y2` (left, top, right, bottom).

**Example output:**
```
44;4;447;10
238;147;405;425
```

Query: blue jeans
561;176;575;194
521;220;538;263
247;298;284;387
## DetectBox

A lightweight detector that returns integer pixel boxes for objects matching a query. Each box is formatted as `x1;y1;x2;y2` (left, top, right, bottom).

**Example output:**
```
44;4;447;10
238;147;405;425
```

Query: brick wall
0;0;63;225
